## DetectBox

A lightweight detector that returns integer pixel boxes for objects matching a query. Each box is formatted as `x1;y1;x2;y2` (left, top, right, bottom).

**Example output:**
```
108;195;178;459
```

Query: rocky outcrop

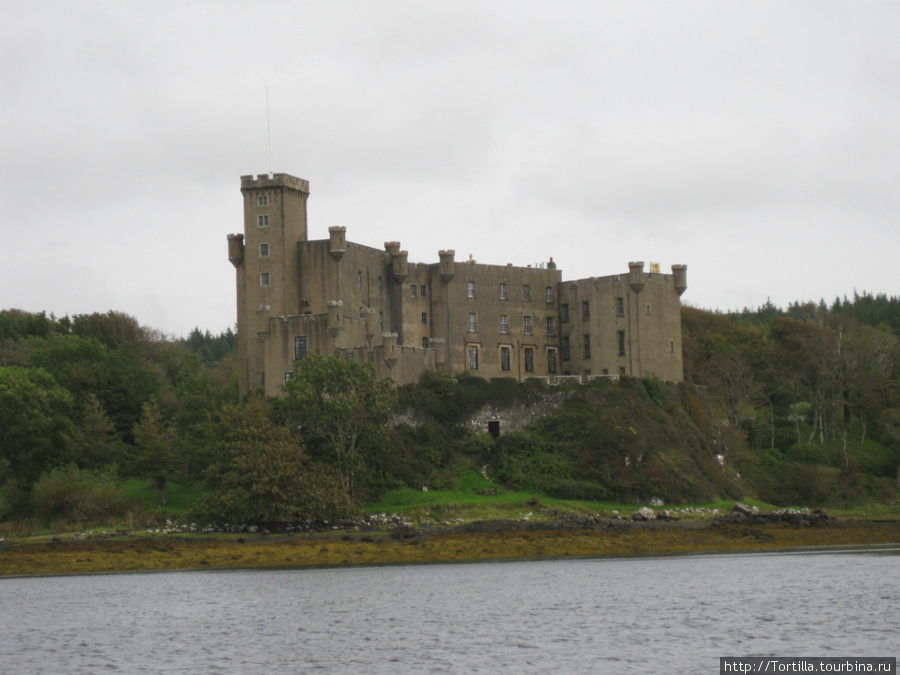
713;506;834;528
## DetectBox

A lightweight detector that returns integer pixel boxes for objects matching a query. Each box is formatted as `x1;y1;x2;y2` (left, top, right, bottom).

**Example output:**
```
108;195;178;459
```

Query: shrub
31;464;130;523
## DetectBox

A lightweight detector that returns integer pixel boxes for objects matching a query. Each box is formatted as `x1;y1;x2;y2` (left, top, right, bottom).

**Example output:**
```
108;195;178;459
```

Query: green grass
361;471;788;523
121;479;209;517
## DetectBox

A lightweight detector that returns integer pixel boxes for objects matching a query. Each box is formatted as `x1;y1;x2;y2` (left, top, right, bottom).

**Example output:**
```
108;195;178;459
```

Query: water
1;547;898;674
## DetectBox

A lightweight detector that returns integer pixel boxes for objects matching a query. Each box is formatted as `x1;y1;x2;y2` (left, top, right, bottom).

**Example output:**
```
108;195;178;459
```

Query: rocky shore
2;505;898;578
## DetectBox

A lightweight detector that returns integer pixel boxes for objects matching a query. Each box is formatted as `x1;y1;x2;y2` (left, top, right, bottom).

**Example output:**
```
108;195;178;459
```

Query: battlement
240;173;310;193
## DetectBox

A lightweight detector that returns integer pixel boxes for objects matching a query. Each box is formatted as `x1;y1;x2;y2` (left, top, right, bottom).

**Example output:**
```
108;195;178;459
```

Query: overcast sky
2;1;898;338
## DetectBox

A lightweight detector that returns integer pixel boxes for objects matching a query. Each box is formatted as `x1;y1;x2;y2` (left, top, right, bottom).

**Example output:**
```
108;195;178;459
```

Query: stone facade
228;173;687;397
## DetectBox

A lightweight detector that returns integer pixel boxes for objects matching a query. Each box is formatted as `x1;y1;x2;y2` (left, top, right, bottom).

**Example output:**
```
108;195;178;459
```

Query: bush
784;443;830;466
31;464;130;523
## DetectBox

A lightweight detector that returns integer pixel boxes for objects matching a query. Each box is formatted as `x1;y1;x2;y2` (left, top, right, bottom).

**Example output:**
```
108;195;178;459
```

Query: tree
64;394;128;471
131;403;178;504
192;402;353;523
0;366;74;487
274;355;397;500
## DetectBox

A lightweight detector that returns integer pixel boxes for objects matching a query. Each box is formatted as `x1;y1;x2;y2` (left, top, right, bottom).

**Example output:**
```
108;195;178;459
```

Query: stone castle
228;173;687;398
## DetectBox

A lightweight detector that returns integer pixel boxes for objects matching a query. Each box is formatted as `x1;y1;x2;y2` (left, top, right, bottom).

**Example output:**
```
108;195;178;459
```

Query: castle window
522;285;531;301
260;272;271;287
421;285;427;298
258;195;269;207
422;337;429;349
670;340;675;353
410;284;417;298
524;347;534;372
546;287;554;303
561;304;569;323
257;214;269;228
616;297;624;316
646;303;651;315
467;281;475;298
284;371;294;383
468;313;477;332
358;271;363;289
618;331;626;356
547;348;557;373
500;346;511;372
524;315;533;335
620;366;626;375
468;345;479;370
547;317;556;336
421;312;428;325
562;336;570;361
294;336;308;360
582;301;590;321
499;283;508;300
583;335;591;359
500;314;509;334
378;277;383;293
259;243;269;258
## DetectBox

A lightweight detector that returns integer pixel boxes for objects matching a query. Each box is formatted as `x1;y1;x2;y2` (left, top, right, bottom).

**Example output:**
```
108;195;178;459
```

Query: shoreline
2;518;898;578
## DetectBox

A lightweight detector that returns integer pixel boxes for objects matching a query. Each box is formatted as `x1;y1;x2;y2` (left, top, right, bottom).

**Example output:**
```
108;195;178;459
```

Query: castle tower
229;173;310;398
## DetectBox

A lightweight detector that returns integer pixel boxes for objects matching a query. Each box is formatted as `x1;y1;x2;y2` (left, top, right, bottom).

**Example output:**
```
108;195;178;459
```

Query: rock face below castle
228;173;687;397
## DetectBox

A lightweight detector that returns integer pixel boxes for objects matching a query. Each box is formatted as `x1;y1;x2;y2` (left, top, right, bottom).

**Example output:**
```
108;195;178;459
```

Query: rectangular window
294;336;308;360
500;346;511;372
358;271;363;289
260;272;271;287
422;337;429;349
284;371;294;383
616;297;624;316
618;330;626;356
524;315;533;335
421;285;427;298
257;195;269;207
500;314;509;334
547;317;556;337
522;285;531;301
421;312;428;325
546;286;554;303
646;303;651;315
547;348;557;373
499;283;508;300
562;336;570;361
468;312;477;332
524;347;534;372
410;284;417;297
378;276;383;293
561;304;569;323
468;345;479;370
467;281;475;298
620;366;626;375
259;243;269;258
257;214;269;228
583;335;591;359
582;301;590;321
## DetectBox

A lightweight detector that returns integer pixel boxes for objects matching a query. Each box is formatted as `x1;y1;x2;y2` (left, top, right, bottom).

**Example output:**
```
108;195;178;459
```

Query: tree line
1;293;898;527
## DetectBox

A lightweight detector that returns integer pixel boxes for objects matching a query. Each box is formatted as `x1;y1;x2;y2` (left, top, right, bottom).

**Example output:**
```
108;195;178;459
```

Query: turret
672;264;688;296
439;250;456;283
327;300;343;339
392;250;409;283
382;332;399;369
628;261;645;294
329;226;347;261
227;234;244;268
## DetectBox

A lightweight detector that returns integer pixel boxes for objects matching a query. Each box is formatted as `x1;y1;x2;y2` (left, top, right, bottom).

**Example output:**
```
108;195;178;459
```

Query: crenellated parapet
240;173;310;194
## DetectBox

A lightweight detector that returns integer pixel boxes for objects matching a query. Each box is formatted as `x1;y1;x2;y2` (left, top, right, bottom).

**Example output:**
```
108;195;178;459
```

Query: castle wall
229;173;687;395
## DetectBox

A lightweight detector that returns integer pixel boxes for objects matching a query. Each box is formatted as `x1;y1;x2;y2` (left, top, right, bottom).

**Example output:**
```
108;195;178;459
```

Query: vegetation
0;290;898;535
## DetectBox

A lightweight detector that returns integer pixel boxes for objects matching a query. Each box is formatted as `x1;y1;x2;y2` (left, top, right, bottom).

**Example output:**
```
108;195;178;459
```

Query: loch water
1;546;898;674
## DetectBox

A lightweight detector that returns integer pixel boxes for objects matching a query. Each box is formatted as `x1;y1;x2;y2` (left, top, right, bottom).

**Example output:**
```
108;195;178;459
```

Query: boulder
731;502;759;517
632;507;657;521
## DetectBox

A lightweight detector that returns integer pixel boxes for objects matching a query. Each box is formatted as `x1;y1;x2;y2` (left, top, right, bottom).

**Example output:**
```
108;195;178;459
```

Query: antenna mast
266;86;273;177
